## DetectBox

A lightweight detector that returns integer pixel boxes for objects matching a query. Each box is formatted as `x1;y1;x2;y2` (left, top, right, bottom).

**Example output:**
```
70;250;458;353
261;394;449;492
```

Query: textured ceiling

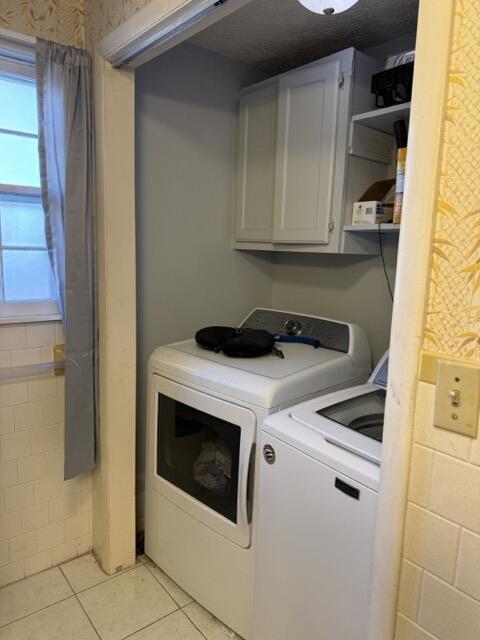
189;0;419;73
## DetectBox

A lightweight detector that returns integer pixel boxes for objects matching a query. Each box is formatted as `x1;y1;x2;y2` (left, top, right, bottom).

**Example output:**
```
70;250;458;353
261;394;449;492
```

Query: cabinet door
273;59;341;244
235;84;277;242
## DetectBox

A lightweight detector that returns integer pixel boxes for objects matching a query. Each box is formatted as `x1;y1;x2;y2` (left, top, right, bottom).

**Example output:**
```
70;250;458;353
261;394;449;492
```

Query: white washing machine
253;352;389;640
145;309;372;639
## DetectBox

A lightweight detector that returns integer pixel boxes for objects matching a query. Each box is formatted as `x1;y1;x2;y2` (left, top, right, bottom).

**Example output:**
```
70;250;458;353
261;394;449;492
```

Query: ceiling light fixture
297;0;360;15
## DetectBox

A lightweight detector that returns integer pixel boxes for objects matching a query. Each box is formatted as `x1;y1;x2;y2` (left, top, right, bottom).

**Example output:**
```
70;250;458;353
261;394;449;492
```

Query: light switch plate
434;360;480;438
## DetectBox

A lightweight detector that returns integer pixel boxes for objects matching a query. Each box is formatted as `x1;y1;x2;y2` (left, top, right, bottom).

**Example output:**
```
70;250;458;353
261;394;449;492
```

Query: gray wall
272;243;397;364
135;43;274;515
135;35;412;519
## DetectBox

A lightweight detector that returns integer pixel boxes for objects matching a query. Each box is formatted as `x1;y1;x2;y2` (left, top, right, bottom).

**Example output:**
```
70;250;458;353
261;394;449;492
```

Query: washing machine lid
290;383;385;466
262;384;382;490
262;352;389;485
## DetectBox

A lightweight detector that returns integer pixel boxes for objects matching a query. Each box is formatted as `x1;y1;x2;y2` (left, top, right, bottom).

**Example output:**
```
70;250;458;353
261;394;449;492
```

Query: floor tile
183;602;241;639
0;566;72;627
129;610;204;639
0;597;97;640
141;556;193;607
77;565;177;640
61;552;139;593
61;553;112;593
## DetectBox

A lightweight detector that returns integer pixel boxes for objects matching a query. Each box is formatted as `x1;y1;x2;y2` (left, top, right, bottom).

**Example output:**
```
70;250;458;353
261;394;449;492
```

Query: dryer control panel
241;309;350;353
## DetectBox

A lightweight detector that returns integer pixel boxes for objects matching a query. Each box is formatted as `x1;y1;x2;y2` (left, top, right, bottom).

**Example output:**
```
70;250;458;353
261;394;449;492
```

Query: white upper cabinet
234;48;392;253
235;83;277;242
273;58;341;244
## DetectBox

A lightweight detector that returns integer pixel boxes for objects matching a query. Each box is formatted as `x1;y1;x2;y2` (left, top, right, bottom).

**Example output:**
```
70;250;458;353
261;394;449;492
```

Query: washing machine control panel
241;309;350;353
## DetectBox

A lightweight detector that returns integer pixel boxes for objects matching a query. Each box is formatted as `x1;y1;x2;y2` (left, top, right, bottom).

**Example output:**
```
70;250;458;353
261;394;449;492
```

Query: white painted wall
135;43;274;519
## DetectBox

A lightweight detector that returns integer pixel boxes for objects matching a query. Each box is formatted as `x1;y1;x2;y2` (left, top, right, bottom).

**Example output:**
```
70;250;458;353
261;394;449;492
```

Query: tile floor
0;553;242;639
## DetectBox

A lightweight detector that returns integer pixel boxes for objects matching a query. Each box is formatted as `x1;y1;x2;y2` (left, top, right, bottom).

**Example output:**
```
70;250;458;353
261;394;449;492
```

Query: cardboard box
352;179;395;225
352;201;391;224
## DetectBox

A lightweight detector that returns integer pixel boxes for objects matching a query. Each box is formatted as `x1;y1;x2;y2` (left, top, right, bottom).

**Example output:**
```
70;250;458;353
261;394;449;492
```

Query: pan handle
274;334;320;348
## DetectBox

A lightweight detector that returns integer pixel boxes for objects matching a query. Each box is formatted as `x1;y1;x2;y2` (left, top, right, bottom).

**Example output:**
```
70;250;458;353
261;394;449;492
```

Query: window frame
0;40;60;324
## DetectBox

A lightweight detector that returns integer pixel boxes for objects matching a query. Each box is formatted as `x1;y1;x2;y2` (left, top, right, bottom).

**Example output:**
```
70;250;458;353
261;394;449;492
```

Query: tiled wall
396;383;480;639
0;322;92;588
395;1;480;637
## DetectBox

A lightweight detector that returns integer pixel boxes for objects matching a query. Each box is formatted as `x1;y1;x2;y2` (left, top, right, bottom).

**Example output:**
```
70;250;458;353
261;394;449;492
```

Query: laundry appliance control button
284;319;301;335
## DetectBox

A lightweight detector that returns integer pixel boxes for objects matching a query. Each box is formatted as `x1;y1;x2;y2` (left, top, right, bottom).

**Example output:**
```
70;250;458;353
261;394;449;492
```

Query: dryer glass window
317;389;385;442
156;394;241;523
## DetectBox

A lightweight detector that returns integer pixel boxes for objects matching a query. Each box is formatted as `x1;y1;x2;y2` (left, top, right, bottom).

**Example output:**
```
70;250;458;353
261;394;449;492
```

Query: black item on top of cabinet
371;62;414;108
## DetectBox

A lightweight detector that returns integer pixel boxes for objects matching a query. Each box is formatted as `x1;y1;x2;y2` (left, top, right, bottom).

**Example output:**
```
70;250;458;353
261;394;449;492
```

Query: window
0;53;58;321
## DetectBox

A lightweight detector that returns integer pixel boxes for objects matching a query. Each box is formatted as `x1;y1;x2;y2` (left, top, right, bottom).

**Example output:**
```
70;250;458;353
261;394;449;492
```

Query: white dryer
253;352;389;640
145;309;372;639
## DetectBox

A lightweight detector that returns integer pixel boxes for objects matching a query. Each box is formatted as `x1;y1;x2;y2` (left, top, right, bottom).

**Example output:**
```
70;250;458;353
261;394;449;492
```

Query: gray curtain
36;39;98;479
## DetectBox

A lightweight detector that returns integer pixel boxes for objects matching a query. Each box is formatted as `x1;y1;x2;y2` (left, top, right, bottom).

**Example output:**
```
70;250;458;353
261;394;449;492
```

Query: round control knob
284;319;301;335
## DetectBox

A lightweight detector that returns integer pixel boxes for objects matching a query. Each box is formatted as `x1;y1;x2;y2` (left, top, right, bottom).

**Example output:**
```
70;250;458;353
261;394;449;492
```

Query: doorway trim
92;54;137;575
98;0;253;68
367;0;455;637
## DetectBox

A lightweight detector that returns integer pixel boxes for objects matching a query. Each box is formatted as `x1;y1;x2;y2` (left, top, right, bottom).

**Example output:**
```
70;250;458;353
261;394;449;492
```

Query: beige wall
0;0;152;48
84;0;156;49
397;382;480;639
396;1;480;638
0;0;84;46
422;1;480;360
0;0;168;49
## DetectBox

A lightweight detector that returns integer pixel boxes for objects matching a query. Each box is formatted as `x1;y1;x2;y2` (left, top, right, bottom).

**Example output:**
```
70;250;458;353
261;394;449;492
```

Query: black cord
378;223;394;302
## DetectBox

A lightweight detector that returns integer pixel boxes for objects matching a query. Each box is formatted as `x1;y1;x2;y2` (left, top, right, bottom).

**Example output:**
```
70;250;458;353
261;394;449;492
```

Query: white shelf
351;103;411;134
344;224;401;233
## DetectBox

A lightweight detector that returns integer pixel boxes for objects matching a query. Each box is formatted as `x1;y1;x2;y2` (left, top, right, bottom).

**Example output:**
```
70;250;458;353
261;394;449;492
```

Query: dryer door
149;374;256;548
